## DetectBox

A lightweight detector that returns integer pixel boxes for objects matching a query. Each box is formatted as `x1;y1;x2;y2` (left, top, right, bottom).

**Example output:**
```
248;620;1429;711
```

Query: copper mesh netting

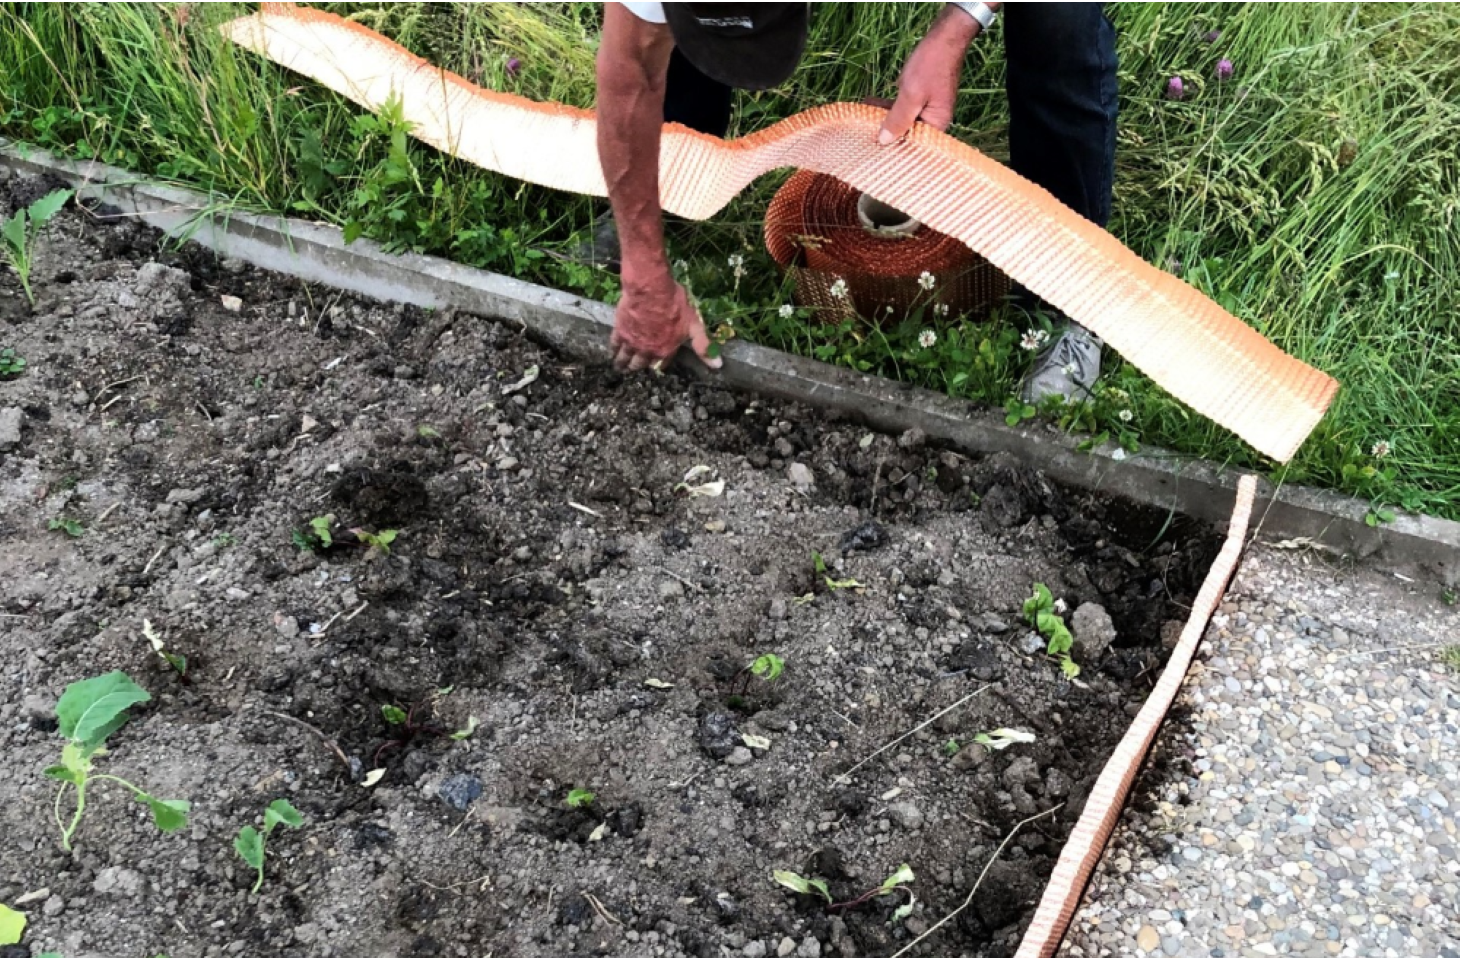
220;2;1339;463
765;170;1009;323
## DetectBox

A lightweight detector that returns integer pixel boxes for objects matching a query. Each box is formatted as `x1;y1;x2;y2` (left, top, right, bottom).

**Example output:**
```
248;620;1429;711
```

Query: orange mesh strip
1014;475;1257;958
221;4;1338;463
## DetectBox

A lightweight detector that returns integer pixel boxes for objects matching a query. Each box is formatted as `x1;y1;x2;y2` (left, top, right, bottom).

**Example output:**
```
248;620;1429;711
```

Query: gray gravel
1064;544;1460;958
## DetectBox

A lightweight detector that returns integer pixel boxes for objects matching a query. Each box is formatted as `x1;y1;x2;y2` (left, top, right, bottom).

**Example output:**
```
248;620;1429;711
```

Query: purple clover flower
1166;76;1185;101
1216;58;1234;81
506;57;522;78
1204;29;1222;43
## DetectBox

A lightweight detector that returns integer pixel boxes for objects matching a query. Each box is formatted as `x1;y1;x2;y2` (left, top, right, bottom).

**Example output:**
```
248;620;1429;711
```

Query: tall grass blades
1;3;1455;516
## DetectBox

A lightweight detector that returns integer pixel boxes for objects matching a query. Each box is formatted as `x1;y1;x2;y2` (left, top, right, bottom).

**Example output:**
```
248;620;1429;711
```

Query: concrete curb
5;140;1456;582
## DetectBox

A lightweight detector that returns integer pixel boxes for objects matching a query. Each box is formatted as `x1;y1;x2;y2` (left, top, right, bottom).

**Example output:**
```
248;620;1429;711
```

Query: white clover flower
934;303;950;317
918;271;936;291
1020;328;1049;352
728;252;746;280
673;259;689;274
829;277;849;299
1103;386;1130;403
779;304;795;319
918;329;937;349
1371;439;1392;459
1118;408;1134;423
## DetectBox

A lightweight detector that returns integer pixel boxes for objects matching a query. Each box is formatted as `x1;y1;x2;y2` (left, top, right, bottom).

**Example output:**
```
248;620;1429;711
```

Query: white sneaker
1020;323;1102;405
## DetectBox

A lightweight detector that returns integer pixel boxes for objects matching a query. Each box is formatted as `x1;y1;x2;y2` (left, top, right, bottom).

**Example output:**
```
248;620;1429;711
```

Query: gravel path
1064;543;1460;958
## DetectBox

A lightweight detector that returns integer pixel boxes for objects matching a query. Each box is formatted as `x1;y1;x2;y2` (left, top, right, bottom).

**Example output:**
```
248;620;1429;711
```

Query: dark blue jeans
664;3;1118;229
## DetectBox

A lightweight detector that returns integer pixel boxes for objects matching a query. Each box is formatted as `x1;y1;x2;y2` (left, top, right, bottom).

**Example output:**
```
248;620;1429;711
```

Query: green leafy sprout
142;619;187;679
1;188;72;305
1023;583;1080;678
43;671;191;851
565;787;596;809
974;728;1038;750
0;902;24;946
381;704;407;725
0;347;26;379
234;798;305;894
750;653;784;683
774;863;916;920
48;517;83;538
291;514;335;552
354;527;398;556
812;551;863;591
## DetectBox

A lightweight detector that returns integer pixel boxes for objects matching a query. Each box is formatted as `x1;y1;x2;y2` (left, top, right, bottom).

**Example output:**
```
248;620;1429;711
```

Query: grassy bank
2;3;1457;519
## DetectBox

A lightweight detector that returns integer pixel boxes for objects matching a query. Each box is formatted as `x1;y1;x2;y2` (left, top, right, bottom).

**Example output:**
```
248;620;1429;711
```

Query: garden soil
0;179;1218;958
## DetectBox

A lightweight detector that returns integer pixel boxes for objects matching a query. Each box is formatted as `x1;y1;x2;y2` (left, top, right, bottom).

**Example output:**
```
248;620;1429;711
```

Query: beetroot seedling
774;863;916;920
1023;582;1080;678
728;653;785;702
235;798;305;894
43;671;191;851
2;187;71;305
291;514;335;552
142;619;188;682
812;551;862;591
373;697;450;766
353;527;398;557
565;788;596;809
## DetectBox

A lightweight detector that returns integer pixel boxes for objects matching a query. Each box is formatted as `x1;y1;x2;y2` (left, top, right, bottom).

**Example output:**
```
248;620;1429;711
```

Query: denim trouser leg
1003;3;1118;228
664;47;734;136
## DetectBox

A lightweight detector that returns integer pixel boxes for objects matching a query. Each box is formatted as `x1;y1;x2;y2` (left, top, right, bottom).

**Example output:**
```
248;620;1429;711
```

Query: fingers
878;91;925;145
685;305;723;371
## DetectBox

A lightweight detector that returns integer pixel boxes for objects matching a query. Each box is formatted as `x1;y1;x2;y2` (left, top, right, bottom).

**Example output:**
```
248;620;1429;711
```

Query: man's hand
610;269;720;372
878;4;988;144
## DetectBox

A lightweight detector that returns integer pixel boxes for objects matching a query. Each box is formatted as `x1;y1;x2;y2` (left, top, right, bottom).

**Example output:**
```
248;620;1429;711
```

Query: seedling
43;671;190;851
0;347;26;379
774;870;831;902
565;788;596;809
372;697;451;765
449;716;479;741
48;517;83;538
974;728;1037;750
0;902;24;946
730;653;786;701
774;863;916;920
142;619;188;681
812;551;863;591
353;527;398;556
1442;645;1460;672
291;514;335;552
212;532;238;549
1023;583;1080;678
234;798;305;894
1364;506;1396;527
2;188;71;304
944;739;960;756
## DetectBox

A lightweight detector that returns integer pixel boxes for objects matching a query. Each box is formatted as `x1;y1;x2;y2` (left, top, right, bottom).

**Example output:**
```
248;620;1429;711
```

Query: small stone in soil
436;773;482;811
768;597;787;620
787;461;815;492
661;527;691;550
0;407;24;451
659;580;685;600
699;711;739;759
725;746;754;766
1071;602;1118;661
839;520;888;553
887;801;924;830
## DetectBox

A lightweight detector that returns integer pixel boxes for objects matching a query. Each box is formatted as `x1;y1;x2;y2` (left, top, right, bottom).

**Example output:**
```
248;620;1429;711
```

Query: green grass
2;3;1457;519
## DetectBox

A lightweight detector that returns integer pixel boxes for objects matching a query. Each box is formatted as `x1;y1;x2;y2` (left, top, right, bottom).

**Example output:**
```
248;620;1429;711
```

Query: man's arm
878;2;1000;144
596;3;718;371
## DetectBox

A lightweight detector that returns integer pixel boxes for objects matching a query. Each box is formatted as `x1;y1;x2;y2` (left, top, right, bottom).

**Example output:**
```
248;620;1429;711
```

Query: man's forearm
596;4;674;284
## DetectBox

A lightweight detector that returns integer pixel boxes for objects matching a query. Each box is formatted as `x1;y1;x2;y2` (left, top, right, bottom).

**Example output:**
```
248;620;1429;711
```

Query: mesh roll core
765;170;1010;322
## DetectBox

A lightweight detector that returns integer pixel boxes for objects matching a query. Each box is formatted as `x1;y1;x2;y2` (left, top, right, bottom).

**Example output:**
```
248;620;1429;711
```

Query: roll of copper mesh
765;170;1010;322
